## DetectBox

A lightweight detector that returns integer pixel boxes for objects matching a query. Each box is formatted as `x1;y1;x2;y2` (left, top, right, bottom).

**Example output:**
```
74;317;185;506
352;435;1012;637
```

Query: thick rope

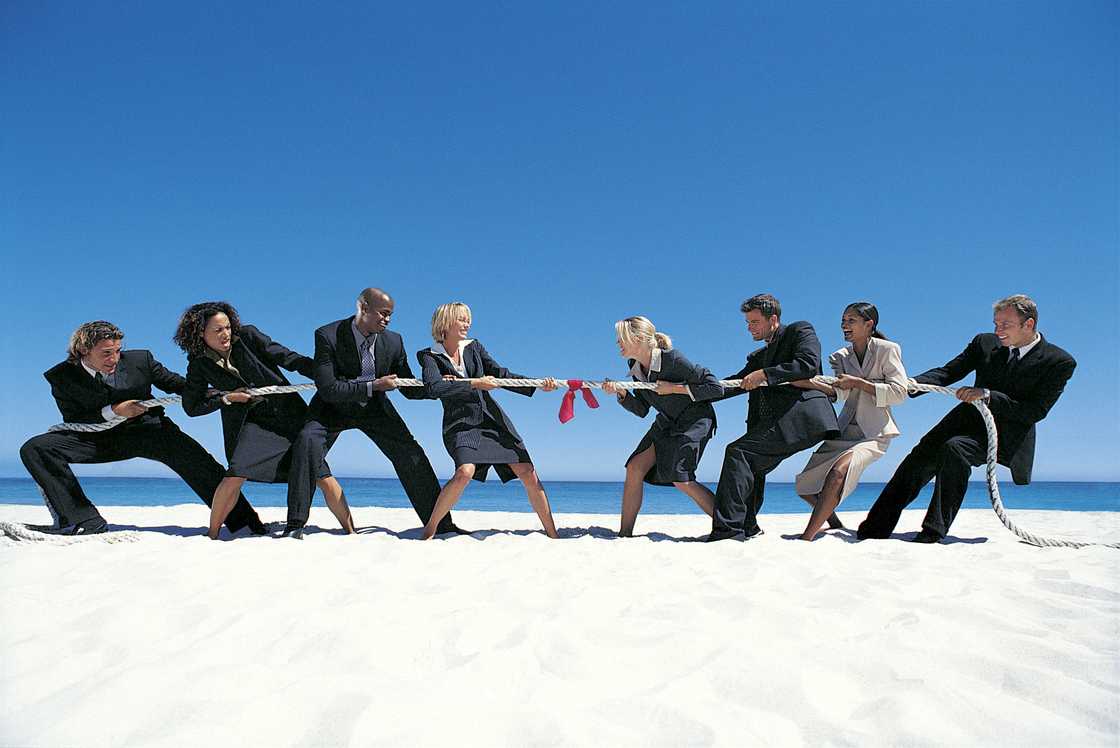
40;377;1115;549
0;521;142;544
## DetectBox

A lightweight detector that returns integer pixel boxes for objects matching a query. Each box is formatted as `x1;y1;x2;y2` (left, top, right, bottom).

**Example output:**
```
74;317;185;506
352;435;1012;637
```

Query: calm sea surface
1;477;1116;514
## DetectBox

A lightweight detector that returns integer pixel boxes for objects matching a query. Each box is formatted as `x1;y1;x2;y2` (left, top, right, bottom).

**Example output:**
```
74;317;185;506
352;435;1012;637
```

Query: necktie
360;338;376;380
1008;348;1020;367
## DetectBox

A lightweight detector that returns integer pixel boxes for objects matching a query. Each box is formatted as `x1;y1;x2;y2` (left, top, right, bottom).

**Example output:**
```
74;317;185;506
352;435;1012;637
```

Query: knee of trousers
19;435;51;465
937;437;976;464
723;443;753;462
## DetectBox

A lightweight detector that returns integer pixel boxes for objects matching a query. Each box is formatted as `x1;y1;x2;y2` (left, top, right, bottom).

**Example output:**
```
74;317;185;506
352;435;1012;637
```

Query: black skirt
447;417;532;484
227;420;330;483
625;414;715;486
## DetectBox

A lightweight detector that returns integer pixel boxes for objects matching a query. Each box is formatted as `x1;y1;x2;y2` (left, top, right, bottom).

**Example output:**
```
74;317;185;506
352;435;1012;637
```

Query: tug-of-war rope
16;377;1117;550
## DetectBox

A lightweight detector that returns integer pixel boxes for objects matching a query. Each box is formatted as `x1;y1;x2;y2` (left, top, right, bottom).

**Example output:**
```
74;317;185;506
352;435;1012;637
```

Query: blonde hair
615;316;671;351
68;320;123;362
431;302;472;342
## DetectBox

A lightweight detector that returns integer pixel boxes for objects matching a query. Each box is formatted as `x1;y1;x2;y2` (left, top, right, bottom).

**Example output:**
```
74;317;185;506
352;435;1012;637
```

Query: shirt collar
352;319;378;346
200;338;239;365
629;347;663;380
79;359;101;379
430;339;473;360
1013;333;1042;359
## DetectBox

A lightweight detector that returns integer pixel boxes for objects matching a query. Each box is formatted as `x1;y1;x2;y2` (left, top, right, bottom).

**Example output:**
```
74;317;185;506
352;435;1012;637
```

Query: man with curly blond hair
19;320;265;535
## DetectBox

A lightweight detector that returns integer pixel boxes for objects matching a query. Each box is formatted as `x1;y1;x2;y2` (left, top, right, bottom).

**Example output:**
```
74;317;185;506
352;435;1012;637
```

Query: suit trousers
859;424;987;539
287;414;448;529
713;426;823;536
19;418;260;531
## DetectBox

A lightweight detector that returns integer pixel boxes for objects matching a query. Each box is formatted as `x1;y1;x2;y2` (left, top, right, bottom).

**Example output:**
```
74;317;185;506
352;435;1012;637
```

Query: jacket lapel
857;339;874;377
463;342;479;378
110;356;131;392
762;325;785;367
374;332;390;378
336;319;360;378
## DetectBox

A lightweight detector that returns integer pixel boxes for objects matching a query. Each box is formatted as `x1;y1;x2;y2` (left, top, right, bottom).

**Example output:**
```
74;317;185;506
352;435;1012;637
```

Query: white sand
1;503;1117;747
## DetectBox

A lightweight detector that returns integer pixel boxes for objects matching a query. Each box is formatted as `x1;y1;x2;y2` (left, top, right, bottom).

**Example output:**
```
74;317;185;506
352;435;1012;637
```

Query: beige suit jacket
830;337;908;439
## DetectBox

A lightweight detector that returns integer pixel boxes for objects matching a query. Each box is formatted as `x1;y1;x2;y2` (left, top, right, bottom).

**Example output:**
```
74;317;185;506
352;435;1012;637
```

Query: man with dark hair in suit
708;294;840;541
858;294;1076;543
19;320;266;536
285;288;464;538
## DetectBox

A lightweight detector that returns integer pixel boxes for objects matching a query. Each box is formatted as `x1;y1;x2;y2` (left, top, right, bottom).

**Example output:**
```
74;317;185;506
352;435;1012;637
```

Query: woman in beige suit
793;302;908;540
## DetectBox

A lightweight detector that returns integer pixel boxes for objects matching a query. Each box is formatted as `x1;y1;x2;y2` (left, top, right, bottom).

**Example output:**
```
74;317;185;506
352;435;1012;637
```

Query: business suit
858;333;1076;539
286;318;450;529
19;350;262;531
617;347;723;486
417;339;536;483
795;337;908;501
183;325;328;483
712;321;840;537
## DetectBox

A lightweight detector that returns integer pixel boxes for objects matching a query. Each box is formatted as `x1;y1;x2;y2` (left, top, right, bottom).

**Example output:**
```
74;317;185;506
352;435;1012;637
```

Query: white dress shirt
80;360;120;422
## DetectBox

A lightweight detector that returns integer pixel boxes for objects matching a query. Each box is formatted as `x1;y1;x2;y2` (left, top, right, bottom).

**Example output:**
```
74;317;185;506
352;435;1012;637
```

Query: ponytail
616;316;672;351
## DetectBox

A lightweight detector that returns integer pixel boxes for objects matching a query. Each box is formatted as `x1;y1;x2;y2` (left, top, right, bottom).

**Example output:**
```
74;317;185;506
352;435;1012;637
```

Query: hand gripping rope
40;377;1118;549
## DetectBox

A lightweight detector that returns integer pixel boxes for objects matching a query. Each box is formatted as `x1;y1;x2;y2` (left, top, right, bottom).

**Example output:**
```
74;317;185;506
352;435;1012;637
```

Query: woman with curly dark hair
174;302;355;539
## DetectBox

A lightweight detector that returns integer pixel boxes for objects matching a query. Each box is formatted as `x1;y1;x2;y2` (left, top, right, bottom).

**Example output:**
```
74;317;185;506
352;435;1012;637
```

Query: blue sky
2;1;1116;483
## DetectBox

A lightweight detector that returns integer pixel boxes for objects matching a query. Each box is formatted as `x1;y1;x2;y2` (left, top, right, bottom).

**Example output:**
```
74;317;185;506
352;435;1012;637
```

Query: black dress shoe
246;517;268;535
37;517;108;536
436;523;472;536
704;527;742;543
910;528;942;544
282;524;305;540
856;524;890;541
744;526;765;540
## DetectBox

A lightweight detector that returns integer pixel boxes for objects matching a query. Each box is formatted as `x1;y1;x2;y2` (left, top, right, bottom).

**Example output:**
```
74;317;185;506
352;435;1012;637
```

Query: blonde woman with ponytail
603;317;723;536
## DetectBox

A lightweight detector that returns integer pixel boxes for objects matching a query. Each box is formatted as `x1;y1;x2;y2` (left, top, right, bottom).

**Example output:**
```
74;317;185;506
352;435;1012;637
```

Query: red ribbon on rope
558;379;599;423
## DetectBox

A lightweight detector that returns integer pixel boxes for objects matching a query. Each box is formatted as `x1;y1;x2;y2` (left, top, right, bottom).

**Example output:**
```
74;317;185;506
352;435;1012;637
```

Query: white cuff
873;382;888;408
101;405;117;421
221;394;232;406
366;381;374;397
685;384;696;402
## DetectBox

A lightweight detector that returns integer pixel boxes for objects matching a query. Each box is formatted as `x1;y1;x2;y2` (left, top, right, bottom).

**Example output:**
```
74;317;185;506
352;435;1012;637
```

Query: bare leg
421;465;475;540
208;477;247;539
800;453;854;541
798;493;845;530
620;446;657;537
510;463;559;539
317;477;355;533
672;481;715;517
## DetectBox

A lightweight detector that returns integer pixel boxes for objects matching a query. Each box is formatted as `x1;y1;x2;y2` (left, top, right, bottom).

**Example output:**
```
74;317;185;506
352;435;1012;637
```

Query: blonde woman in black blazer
416;302;561;540
603;316;723;537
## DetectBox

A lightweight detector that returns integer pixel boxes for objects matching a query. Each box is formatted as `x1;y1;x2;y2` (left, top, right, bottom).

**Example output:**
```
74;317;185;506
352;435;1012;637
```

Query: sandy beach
1;503;1117;747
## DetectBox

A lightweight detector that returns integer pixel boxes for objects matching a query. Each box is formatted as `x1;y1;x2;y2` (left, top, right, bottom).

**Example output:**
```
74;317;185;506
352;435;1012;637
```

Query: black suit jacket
618;348;722;430
417;340;534;450
44;350;185;428
306;318;426;425
913;333;1075;484
182;325;314;459
719;321;840;444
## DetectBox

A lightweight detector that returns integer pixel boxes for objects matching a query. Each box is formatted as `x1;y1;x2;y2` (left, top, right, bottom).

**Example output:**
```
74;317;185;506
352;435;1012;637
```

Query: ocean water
1;477;1116;514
